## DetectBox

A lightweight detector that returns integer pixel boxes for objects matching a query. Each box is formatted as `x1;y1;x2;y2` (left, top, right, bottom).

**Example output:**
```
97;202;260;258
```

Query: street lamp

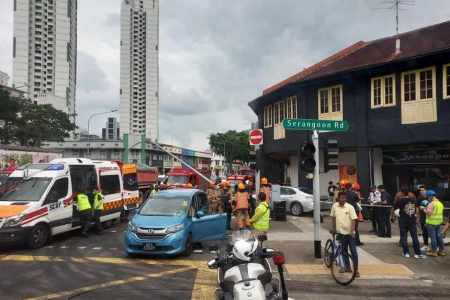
87;109;117;155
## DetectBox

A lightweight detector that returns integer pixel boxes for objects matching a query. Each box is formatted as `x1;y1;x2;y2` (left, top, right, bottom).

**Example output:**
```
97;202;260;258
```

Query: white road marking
60;246;69;249
110;230;117;233
77;246;86;249
109;248;117;251
45;246;54;249
93;247;102;250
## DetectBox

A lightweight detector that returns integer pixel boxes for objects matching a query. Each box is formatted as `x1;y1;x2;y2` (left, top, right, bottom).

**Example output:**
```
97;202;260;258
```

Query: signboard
282;119;348;132
383;149;450;164
249;129;263;146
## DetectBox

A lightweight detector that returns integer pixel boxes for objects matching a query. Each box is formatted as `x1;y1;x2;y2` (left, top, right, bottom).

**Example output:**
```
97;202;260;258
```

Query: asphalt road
1;213;450;300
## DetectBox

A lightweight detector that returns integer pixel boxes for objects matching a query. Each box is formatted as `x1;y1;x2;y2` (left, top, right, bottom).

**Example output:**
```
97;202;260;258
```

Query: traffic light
323;138;339;173
249;149;261;171
300;142;316;172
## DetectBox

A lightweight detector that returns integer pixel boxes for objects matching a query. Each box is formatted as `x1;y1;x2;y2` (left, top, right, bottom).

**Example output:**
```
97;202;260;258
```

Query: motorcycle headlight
166;223;185;234
3;214;26;227
128;222;137;233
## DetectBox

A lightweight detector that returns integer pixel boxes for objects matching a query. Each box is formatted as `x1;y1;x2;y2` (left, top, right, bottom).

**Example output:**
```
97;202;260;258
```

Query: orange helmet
226;181;231;187
261;178;268;185
166;182;171;187
339;179;349;188
219;181;225;187
209;182;215;188
238;183;245;190
186;183;193;188
353;183;360;190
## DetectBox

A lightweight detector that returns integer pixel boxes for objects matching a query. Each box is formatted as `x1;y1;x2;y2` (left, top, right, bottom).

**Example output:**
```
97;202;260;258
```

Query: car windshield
299;188;313;195
167;175;188;185
139;195;190;216
0;177;52;202
240;170;254;176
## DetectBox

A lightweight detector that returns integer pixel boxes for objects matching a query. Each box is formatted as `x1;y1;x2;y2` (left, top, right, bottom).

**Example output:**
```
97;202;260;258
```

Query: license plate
127;203;137;209
142;243;156;251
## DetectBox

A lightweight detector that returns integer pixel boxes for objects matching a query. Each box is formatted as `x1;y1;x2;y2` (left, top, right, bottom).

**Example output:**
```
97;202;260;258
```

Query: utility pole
312;130;321;259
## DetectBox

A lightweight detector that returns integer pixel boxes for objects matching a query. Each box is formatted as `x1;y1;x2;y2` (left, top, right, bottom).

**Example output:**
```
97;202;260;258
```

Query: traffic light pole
255;146;261;193
312;130;321;259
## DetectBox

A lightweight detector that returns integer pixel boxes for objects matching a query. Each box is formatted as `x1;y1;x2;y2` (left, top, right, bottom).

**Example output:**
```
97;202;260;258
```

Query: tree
209;130;252;175
0;90;77;146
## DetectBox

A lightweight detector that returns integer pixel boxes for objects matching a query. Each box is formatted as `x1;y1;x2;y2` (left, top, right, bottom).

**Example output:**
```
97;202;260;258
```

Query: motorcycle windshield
231;229;256;244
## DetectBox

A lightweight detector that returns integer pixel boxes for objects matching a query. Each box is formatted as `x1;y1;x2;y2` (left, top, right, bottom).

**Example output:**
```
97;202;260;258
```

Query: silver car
280;186;314;216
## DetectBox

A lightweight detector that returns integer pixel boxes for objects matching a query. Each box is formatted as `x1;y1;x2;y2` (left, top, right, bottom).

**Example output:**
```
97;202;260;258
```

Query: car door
191;192;227;242
43;177;72;235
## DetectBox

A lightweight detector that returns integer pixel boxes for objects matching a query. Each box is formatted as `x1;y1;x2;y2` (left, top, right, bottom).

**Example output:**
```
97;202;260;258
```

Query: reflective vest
151;189;156;196
425;200;444;226
77;194;91;211
260;186;271;202
207;188;217;201
94;192;104;210
235;192;249;209
253;202;270;230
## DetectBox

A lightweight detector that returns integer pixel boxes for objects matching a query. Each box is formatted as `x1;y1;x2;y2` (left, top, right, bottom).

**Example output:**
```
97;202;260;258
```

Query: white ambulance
0;158;127;249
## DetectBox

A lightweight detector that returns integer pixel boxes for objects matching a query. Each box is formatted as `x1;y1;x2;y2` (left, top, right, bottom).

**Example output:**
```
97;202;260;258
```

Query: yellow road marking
191;264;216;300
25;266;194;300
285;264;414;276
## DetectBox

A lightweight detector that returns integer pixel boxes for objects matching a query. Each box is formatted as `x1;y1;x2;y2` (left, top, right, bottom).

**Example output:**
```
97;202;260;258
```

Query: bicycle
324;233;357;285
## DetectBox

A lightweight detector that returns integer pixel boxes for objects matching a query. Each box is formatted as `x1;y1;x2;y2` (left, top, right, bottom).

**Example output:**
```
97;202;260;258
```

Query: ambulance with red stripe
0;158;129;249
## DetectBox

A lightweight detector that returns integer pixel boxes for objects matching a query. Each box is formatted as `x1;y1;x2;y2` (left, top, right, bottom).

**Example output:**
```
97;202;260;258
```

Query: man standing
416;186;430;251
330;192;360;278
260;178;271;204
345;183;363;246
7;158;19;171
422;190;445;257
92;187;104;235
75;188;92;238
327;181;337;202
220;184;232;230
207;182;219;214
249;192;270;232
377;185;392;238
234;183;250;230
391;187;427;259
368;185;381;234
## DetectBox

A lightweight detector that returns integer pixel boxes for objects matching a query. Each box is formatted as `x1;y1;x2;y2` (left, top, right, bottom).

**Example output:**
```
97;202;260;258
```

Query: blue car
124;189;227;256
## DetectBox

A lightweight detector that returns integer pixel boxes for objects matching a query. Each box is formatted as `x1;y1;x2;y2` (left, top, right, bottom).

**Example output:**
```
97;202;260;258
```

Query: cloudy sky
0;0;449;151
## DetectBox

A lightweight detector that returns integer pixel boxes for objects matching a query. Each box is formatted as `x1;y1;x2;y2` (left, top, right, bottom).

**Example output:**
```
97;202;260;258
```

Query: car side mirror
195;211;204;218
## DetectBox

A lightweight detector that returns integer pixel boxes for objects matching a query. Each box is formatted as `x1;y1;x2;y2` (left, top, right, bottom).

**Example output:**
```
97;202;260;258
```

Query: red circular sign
249;130;263;145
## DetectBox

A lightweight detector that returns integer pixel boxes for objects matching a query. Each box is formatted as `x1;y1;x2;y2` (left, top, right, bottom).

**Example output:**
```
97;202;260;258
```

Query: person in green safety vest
249;192;270;232
92;187;104;235
422;190;445;257
75;188;92;238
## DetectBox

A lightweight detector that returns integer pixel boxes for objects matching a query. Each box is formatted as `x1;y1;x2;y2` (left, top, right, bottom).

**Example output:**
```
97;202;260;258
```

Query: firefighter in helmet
207;182;219;214
234;183;251;229
260;178;271;204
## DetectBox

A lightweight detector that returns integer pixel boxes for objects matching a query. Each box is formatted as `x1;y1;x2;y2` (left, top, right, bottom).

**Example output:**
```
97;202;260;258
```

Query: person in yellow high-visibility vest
75;189;92;238
92;187;104;235
249;192;270;232
422;190;445;257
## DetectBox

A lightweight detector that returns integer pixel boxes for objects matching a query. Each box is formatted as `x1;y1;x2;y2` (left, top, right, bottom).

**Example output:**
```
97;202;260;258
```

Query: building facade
119;0;159;140
0;71;9;86
102;117;121;140
248;21;450;204
12;0;77;122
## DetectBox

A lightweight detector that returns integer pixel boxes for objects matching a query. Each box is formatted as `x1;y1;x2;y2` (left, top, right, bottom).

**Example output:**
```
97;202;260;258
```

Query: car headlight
128;222;137;233
165;223;185;234
3;214;25;227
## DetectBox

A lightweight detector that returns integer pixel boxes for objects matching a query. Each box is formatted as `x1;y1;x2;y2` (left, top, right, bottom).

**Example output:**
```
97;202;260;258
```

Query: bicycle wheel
324;239;333;268
330;252;357;285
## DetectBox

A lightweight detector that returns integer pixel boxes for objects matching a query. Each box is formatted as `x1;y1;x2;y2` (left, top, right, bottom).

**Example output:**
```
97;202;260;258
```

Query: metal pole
87;110;117;156
255;146;260;193
312;130;321;259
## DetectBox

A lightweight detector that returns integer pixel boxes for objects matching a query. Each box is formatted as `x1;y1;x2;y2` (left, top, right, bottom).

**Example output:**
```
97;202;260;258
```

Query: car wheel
183;233;194;257
26;224;49;249
102;219;114;229
290;202;304;216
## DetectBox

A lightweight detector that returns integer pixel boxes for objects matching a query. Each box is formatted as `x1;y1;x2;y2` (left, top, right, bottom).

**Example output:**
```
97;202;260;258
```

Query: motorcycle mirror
207;259;217;268
258;234;268;242
263;248;275;254
209;244;218;252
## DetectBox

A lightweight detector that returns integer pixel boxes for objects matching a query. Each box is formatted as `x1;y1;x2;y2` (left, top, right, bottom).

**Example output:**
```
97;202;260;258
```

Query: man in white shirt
368;185;381;234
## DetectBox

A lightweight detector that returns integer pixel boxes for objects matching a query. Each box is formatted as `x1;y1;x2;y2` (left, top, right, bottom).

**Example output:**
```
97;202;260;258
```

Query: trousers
79;209;92;233
236;208;250;229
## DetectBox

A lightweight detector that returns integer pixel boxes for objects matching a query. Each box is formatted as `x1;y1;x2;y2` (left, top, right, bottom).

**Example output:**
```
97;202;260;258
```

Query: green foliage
0;90;77;146
208;130;252;174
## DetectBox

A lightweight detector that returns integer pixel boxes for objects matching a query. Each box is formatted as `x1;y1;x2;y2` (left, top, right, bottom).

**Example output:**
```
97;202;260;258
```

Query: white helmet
394;208;400;218
232;239;258;262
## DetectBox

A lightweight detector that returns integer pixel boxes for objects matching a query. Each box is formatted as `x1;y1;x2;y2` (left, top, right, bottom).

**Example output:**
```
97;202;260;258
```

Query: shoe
96;231;104;235
396;244;402;247
414;254;427;259
402;253;410;258
420;246;430;251
437;250;446;256
355;272;360;278
82;232;91;238
357;242;364;246
426;251;438;257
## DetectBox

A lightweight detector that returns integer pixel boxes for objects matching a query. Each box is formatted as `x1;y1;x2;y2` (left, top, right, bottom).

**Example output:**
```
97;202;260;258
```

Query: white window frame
263;105;272;128
273;100;285;125
286;96;297;119
317;85;343;119
401;67;436;103
443;63;450;100
371;74;396;108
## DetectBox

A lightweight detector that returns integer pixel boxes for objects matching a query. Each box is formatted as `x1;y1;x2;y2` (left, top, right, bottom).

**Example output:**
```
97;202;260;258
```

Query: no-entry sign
249;129;263;146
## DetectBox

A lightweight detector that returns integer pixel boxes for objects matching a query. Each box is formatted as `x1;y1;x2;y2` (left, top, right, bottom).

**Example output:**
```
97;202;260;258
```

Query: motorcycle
207;230;292;300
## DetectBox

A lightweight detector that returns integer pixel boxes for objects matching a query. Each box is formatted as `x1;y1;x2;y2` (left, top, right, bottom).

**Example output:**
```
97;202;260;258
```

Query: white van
0;158;124;249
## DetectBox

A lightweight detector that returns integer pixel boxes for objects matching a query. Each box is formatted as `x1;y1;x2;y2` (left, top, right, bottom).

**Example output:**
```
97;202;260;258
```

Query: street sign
249;129;263;146
282;119;348;132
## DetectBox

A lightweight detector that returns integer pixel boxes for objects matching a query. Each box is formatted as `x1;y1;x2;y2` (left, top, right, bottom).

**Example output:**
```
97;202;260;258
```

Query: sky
0;0;449;151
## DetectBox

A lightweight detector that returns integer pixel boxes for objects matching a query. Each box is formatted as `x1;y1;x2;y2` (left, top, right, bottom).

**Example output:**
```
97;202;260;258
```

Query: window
273;100;285;124
317;85;343;121
100;175;121;195
263;105;272;128
215;160;220;166
45;178;69;203
153;154;157;160
443;64;450;99
286;96;297;119
371;75;396;108
99;152;106;158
